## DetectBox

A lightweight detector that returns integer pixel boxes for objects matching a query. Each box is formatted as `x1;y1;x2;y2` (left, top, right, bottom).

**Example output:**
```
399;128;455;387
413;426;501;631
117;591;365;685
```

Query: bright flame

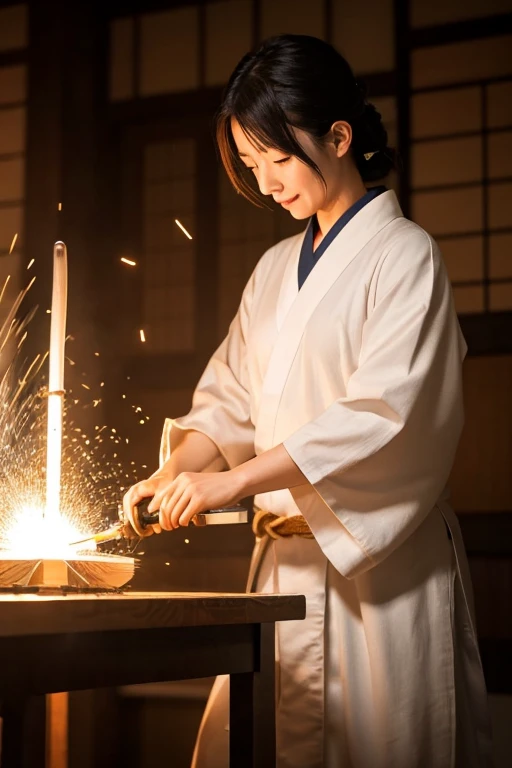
121;257;136;266
175;219;193;240
3;505;94;559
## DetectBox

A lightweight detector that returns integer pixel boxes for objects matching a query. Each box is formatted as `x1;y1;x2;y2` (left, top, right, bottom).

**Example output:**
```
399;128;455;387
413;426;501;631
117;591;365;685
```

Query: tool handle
135;498;248;528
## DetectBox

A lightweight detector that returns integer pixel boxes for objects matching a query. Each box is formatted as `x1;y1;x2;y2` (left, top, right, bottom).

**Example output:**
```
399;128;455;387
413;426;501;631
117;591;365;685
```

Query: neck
315;170;368;238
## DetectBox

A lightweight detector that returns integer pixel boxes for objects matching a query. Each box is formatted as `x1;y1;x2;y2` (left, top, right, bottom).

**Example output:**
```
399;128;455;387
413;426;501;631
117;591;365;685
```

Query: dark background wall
0;0;511;765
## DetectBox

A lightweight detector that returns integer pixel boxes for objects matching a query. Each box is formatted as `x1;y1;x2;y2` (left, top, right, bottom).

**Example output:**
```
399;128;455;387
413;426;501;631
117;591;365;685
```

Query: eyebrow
238;149;267;157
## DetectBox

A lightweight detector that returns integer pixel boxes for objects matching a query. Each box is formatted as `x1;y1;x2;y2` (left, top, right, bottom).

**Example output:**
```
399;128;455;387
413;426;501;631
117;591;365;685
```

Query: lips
276;194;299;206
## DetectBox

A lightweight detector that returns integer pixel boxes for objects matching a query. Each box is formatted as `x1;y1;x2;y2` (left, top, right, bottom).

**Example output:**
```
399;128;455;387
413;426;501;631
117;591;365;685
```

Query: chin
289;204;314;220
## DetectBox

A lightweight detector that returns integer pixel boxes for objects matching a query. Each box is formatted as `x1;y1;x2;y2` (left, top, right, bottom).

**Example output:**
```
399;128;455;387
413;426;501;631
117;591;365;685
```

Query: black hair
216;34;395;205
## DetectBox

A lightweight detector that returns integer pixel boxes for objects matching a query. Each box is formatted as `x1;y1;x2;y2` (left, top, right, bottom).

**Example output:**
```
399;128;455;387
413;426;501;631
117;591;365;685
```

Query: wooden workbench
0;591;305;767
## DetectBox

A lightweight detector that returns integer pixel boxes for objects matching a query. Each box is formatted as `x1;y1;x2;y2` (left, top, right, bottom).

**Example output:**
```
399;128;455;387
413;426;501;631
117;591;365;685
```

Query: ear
331;121;352;158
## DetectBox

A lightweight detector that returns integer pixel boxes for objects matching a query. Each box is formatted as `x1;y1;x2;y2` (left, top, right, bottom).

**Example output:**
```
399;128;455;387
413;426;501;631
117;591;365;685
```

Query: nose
256;164;282;197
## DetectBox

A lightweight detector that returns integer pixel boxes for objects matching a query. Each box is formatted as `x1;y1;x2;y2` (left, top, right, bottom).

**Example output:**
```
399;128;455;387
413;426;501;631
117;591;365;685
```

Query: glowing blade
45;242;68;521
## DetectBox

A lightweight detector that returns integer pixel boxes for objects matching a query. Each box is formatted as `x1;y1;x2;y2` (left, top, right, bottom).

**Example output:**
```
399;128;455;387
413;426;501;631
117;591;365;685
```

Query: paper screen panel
143;139;196;353
452;285;484;314
438;236;483;283
140;7;199;95
411;87;480;139
411;136;482;188
332;0;394;74
0;108;25;155
490;283;512;311
261;0;325;40
411;0;512;28
0;65;26;105
109;18;134;102
488;131;512;180
0;4;27;52
0;207;22;252
488;182;512;230
205;0;252;87
489;234;512;279
412;187;483;236
0;157;24;203
412;35;512;90
487;81;512;129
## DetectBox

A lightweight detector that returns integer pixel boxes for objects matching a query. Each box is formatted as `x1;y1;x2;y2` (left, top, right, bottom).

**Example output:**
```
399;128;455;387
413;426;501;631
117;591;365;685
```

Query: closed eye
274;156;291;164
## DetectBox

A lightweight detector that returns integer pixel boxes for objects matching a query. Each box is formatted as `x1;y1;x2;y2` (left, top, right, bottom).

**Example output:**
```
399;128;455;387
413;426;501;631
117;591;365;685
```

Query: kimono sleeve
284;230;466;579
159;268;259;470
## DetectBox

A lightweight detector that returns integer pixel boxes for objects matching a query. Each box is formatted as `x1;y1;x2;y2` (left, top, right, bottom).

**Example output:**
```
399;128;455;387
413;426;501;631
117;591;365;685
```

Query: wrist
229;463;251;500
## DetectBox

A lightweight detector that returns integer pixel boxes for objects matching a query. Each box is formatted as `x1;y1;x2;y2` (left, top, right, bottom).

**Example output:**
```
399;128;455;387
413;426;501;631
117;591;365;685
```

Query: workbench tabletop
0;591;306;637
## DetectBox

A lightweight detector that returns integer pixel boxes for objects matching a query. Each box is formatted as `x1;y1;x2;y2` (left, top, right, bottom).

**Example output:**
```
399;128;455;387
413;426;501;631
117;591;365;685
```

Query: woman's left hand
147;469;245;530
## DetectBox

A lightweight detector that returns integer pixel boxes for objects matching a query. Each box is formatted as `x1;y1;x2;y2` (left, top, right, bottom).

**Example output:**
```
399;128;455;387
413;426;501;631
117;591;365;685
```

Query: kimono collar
298;186;387;289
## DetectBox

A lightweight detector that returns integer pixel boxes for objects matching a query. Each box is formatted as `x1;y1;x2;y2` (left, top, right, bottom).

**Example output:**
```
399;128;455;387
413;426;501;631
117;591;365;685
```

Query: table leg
0;696;46;768
229;622;276;768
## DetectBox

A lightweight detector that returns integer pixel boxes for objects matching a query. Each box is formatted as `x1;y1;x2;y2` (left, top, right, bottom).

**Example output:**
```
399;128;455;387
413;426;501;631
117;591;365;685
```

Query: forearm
232;443;307;498
154;429;227;478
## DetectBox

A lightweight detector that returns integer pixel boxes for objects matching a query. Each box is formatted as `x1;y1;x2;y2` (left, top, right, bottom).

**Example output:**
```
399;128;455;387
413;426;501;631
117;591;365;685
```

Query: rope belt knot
252;509;314;540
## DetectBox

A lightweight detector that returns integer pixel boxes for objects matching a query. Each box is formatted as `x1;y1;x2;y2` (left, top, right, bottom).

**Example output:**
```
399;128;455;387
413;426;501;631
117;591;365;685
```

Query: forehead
230;118;267;157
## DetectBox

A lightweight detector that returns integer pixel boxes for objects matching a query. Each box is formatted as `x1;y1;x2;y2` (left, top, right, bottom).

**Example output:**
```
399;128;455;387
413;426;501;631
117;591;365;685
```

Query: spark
139;329;146;343
58;202;62;211
175;219;193;240
184;539;190;544
94;352;100;357
165;562;170;566
27;259;35;270
46;309;51;314
121;257;136;267
81;384;90;390
9;233;18;254
0;276;10;305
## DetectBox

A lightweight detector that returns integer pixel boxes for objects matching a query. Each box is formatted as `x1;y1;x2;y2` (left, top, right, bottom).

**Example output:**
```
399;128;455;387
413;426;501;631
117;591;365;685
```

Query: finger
170;492;194;529
152;523;162;535
178;500;197;527
158;494;174;531
123;480;157;520
149;475;181;514
160;483;188;530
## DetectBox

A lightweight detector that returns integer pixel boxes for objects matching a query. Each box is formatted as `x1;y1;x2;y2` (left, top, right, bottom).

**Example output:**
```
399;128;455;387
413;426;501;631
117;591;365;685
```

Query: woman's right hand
122;473;167;538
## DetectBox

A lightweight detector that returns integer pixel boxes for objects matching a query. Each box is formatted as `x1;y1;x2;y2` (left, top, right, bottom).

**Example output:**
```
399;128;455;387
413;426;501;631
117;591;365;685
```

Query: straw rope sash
252;509;314;539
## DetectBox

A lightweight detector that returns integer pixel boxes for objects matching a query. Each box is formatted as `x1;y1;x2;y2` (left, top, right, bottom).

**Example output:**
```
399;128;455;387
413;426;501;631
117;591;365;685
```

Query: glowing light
3;505;93;558
175;219;193;240
140;329;146;343
121;257;136;266
0;275;10;305
27;259;35;270
184;539;190;544
46;242;67;522
9;233;18;254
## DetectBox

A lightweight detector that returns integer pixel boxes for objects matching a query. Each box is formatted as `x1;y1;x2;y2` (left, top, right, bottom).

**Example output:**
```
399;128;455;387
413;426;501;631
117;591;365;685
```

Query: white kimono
160;191;492;767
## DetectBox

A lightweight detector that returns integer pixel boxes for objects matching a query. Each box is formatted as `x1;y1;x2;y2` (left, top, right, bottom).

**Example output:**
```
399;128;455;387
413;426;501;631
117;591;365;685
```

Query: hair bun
351;102;395;181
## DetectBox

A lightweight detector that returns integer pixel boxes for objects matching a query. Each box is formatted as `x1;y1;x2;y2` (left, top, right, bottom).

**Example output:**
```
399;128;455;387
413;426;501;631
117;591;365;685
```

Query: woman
124;35;492;768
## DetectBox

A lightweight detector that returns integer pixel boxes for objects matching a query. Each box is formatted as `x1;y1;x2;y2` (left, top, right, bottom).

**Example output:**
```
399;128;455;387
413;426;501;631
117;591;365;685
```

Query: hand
122;473;168;537
148;470;245;530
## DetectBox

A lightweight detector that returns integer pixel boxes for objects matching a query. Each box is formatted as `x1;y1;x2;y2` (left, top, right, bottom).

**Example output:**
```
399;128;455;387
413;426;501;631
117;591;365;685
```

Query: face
231;118;349;220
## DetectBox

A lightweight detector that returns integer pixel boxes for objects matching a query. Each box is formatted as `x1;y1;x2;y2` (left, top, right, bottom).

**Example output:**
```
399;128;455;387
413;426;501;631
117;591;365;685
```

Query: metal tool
70;498;248;547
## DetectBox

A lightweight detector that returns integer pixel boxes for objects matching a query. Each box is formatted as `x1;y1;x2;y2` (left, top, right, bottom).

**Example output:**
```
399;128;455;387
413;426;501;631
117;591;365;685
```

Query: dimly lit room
0;0;511;766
